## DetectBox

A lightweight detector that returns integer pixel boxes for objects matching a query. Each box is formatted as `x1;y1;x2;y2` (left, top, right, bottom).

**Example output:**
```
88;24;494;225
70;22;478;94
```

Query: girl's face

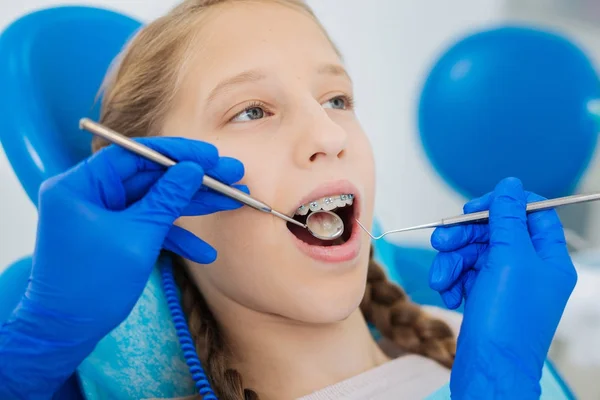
164;1;375;324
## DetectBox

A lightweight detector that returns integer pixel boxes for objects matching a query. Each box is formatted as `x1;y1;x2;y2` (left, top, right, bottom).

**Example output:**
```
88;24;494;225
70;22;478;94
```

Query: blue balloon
418;26;600;199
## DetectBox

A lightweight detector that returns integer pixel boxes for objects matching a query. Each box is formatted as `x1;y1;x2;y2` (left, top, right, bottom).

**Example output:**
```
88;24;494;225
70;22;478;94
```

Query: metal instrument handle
79;118;272;213
441;192;600;226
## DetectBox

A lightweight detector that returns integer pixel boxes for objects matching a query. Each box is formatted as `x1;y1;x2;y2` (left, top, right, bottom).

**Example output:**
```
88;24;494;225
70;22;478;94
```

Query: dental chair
0;6;574;399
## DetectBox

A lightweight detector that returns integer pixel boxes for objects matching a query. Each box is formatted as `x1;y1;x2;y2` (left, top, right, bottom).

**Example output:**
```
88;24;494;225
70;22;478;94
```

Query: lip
287;179;363;264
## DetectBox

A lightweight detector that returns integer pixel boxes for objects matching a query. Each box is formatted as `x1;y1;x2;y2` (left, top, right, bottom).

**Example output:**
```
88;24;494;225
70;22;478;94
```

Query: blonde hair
93;1;456;398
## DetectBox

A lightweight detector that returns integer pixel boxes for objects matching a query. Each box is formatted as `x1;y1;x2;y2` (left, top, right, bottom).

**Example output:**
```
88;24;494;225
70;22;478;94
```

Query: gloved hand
0;138;247;399
429;177;577;399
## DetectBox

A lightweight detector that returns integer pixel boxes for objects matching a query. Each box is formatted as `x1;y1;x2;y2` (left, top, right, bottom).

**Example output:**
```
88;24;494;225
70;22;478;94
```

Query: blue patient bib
77;267;196;399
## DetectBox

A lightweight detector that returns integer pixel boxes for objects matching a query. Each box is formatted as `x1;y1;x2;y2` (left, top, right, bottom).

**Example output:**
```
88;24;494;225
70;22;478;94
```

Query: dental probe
356;191;600;240
79;118;305;228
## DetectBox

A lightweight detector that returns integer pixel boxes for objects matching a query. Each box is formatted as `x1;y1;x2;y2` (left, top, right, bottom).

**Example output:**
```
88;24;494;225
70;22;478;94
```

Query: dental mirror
305;210;345;241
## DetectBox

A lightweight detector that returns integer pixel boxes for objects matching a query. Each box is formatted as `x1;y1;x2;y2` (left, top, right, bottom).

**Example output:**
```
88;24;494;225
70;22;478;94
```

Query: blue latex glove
0;138;247;399
429;177;577;399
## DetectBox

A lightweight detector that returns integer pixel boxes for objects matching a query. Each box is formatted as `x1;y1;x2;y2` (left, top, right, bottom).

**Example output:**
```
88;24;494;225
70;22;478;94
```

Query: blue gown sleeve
0;258;84;400
425;363;574;399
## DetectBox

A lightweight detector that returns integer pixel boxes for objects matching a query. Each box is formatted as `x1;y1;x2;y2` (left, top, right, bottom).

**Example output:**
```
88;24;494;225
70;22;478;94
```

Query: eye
231;102;271;122
322;95;354;110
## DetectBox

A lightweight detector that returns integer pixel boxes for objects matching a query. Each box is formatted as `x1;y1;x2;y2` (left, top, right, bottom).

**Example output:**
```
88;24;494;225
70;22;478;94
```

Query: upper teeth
295;194;354;216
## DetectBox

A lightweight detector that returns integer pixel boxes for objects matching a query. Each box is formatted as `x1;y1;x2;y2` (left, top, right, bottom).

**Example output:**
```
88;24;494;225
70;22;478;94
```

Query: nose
294;106;348;168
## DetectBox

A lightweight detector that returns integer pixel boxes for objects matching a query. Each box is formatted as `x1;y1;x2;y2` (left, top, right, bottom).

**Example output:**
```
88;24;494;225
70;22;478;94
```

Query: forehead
185;2;341;86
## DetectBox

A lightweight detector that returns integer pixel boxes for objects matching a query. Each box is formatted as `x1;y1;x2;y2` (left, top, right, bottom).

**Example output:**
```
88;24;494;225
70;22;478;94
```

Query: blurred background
1;0;600;398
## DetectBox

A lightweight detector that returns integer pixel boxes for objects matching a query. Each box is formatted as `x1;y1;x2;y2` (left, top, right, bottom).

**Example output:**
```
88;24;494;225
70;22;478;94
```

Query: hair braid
360;247;456;368
173;257;259;399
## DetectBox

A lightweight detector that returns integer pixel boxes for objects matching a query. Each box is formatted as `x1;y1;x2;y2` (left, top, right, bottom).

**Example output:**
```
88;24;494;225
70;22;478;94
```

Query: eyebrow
207;64;352;103
207;69;267;103
317;63;352;83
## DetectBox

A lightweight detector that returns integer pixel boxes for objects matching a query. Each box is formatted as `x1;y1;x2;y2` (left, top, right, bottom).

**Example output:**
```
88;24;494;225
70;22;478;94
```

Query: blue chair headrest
0;6;141;205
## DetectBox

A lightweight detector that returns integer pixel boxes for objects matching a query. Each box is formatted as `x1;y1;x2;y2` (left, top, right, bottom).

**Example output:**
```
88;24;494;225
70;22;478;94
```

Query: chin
287;271;368;325
296;298;363;325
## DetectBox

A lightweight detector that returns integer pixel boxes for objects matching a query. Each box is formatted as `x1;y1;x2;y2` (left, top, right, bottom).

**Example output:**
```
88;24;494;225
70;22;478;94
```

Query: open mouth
286;194;355;246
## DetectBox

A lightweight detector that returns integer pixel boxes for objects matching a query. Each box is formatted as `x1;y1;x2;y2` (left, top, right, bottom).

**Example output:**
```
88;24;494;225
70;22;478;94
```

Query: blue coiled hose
160;259;218;400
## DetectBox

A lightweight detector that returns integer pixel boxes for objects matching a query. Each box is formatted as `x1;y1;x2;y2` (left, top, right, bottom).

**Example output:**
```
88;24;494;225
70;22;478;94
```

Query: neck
215;299;389;399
